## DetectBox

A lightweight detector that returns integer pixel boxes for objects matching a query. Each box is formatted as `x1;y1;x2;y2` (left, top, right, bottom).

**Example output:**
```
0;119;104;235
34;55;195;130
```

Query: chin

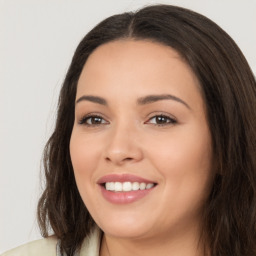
102;225;151;239
96;213;154;239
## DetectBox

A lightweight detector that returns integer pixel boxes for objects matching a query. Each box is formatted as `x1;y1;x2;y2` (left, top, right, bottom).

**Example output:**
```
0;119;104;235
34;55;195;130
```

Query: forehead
87;39;181;63
82;39;184;77
76;39;203;109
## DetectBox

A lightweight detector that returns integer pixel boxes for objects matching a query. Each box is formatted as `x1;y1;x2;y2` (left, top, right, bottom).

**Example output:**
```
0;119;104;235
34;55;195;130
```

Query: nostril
124;157;133;161
105;157;111;162
104;145;143;165
105;156;134;163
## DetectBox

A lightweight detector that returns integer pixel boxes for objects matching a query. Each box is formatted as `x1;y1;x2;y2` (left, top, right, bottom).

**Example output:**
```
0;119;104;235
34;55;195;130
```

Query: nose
104;123;143;166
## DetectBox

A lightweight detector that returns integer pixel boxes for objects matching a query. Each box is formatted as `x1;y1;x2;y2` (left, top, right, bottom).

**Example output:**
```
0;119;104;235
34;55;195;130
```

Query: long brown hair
37;5;256;255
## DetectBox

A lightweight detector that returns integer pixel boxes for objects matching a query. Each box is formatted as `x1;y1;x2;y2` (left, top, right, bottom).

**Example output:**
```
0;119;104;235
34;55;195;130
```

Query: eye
78;115;108;126
146;114;177;126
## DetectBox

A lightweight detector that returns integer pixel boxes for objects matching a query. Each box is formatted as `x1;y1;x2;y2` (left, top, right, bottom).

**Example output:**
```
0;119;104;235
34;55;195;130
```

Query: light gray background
1;0;256;253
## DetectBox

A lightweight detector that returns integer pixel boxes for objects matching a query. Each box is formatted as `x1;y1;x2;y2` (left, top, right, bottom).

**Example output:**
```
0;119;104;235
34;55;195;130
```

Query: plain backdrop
1;0;256;253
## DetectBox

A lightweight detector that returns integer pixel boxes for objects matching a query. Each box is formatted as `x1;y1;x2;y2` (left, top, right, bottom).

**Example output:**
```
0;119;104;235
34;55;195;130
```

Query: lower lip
99;185;155;204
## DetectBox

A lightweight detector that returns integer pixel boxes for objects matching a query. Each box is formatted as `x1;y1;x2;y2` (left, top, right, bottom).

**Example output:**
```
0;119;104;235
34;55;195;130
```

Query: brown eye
146;115;177;126
79;115;108;126
88;116;103;125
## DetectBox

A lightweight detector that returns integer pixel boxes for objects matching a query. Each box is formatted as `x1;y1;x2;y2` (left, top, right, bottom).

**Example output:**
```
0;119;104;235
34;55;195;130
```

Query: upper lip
97;174;156;184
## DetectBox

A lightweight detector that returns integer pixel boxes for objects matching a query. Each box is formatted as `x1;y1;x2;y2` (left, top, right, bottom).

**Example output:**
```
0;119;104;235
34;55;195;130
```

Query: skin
70;40;213;256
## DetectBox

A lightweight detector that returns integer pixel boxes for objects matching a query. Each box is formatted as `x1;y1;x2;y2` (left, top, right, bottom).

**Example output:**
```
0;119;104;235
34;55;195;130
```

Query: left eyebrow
137;94;191;109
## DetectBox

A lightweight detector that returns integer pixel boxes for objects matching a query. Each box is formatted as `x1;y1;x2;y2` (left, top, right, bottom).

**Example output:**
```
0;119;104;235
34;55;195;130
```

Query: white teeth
146;183;154;189
123;182;132;191
132;182;140;191
139;182;146;190
105;182;111;190
105;181;155;192
115;182;122;192
106;182;115;191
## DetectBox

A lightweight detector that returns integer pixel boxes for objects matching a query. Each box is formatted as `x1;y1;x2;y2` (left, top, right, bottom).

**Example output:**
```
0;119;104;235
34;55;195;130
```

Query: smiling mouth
101;181;157;192
98;174;158;204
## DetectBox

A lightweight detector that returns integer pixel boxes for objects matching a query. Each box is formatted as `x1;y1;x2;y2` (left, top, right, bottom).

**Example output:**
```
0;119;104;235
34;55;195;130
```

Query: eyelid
76;111;177;127
77;112;110;126
144;112;177;126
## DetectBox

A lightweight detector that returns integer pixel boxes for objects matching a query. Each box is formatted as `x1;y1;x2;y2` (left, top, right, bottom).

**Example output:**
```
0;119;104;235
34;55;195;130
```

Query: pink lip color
97;174;155;184
97;174;156;204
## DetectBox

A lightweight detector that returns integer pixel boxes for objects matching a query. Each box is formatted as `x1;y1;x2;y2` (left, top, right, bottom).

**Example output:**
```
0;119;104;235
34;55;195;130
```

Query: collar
56;226;102;256
80;226;102;256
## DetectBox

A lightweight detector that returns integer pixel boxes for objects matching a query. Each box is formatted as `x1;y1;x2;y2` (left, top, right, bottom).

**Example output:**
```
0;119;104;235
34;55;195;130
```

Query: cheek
70;130;99;168
69;132;101;188
69;132;104;214
159;121;210;164
145;126;213;200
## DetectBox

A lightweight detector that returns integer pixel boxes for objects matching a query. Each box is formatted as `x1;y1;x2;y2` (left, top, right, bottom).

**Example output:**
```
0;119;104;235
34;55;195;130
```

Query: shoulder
1;236;58;256
1;227;102;256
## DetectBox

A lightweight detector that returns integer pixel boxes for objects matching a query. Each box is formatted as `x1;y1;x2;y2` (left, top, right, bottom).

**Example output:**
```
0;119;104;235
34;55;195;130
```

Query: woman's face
70;40;213;241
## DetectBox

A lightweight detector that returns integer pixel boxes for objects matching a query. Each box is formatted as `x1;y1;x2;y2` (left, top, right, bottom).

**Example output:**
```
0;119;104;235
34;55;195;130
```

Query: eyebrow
76;94;190;109
137;94;190;109
76;95;107;105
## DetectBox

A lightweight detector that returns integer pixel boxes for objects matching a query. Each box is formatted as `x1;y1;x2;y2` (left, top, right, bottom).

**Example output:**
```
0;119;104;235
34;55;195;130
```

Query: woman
2;4;256;256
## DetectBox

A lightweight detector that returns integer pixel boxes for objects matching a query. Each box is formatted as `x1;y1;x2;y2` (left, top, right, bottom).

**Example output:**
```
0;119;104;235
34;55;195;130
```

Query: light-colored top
1;227;102;256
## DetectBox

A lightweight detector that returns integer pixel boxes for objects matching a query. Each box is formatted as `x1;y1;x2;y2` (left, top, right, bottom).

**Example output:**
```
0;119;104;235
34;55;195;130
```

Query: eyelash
146;114;177;126
78;114;108;126
78;114;177;127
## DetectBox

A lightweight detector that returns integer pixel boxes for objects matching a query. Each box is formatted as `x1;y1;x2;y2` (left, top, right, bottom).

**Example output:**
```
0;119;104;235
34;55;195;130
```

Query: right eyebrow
75;95;107;105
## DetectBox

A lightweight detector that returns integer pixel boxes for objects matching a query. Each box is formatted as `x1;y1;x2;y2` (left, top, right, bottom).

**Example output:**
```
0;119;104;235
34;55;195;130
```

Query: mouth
100;181;157;192
97;174;158;204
